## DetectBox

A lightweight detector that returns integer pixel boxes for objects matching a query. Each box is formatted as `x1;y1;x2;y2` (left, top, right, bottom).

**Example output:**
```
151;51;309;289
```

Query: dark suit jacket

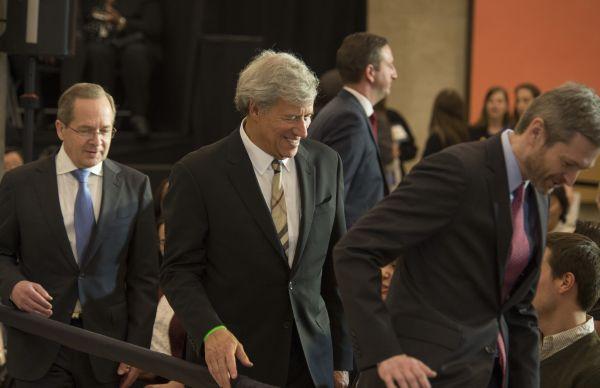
334;135;548;387
309;89;388;229
160;130;353;387
0;157;159;382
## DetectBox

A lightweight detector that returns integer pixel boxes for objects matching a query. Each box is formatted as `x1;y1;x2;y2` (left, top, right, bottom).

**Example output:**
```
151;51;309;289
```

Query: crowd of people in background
3;25;600;388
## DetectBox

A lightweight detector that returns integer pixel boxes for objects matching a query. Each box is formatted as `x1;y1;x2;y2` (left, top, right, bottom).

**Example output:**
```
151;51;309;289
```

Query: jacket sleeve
0;171;26;305
126;176;159;348
321;154;353;371
333;151;468;369
160;161;223;347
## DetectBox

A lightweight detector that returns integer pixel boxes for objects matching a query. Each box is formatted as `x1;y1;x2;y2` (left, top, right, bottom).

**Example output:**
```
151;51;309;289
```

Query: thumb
235;344;253;367
117;363;129;375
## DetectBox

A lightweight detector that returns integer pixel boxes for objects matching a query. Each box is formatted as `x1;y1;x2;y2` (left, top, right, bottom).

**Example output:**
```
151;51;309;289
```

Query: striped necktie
270;159;289;260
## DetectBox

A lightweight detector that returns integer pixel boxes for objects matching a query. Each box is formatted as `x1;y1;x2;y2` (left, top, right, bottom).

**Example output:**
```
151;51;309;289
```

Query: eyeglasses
64;124;117;139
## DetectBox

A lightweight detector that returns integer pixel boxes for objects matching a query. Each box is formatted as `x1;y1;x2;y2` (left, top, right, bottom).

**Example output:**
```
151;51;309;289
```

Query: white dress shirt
343;86;374;117
540;316;596;360
240;123;300;267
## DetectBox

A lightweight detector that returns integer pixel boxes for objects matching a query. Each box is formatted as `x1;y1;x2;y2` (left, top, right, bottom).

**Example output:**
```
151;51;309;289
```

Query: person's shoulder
105;159;149;185
1;157;50;185
311;94;365;127
178;133;232;167
299;139;340;165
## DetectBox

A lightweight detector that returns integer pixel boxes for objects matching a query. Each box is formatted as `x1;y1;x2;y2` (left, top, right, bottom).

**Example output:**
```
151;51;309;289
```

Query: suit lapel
34;157;79;271
484;136;513;298
83;160;122;269
291;145;315;275
225;131;287;260
340;90;389;195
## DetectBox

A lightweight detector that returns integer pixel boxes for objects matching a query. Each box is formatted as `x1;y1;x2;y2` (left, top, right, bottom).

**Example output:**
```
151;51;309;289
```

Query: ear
56;120;65;141
248;100;260;118
557;272;576;295
365;64;376;83
525;117;547;146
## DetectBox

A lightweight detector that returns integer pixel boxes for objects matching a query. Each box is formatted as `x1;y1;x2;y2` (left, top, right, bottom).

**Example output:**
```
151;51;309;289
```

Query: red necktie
369;113;378;144
497;183;531;379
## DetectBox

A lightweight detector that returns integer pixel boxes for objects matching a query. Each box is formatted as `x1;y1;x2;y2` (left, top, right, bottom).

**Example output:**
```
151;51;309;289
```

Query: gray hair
515;82;600;147
234;50;319;115
57;83;116;125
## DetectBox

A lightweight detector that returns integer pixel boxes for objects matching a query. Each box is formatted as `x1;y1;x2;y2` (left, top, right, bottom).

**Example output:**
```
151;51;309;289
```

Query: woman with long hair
469;86;510;140
423;89;469;158
513;82;541;126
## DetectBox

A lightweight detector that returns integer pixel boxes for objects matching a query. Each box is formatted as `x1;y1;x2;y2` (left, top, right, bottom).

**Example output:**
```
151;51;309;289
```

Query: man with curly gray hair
161;50;353;388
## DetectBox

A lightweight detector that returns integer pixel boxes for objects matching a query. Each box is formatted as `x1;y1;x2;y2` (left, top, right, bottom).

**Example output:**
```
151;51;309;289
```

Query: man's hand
377;354;437;388
145;381;184;388
10;280;53;317
118;363;140;388
333;370;349;388
205;328;253;388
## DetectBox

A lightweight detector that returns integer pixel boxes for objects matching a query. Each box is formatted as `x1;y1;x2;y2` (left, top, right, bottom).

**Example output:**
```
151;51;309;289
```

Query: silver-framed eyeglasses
64;124;117;139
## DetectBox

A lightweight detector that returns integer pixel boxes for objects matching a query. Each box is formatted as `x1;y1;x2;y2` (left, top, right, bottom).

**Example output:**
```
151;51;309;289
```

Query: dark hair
315;69;343;114
513;83;541;123
550;186;570;223
336;32;388;84
546;232;600;311
4;147;23;158
515;82;600;147
575;220;600;246
474;86;510;131
428;89;468;148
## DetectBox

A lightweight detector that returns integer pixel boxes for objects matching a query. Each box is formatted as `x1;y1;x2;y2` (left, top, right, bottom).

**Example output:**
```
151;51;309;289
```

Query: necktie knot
512;183;526;209
71;169;91;183
271;159;283;174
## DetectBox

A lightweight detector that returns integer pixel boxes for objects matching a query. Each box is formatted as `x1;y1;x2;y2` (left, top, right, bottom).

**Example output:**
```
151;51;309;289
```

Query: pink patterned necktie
497;182;531;379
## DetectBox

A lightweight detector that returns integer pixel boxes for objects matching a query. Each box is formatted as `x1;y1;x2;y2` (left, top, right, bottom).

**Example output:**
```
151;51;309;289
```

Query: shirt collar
501;129;527;193
540;316;596;360
239;120;290;176
343;86;374;117
55;145;103;176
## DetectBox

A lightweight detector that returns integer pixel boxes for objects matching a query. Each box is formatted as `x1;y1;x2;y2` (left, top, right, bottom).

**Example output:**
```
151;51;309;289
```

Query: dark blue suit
309;89;388;229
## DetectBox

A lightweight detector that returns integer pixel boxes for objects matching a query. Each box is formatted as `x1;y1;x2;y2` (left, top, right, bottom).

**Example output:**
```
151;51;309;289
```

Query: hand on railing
204;328;253;388
10;280;53;317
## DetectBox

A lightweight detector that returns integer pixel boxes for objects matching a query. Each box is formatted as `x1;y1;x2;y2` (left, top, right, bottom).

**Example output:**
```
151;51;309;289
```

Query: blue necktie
71;169;95;265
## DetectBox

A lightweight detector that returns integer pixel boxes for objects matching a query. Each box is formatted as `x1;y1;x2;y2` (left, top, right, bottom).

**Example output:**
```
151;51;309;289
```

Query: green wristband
203;325;226;342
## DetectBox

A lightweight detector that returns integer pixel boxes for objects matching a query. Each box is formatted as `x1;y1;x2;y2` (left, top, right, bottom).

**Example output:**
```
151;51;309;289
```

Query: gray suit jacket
0;156;158;382
335;135;548;388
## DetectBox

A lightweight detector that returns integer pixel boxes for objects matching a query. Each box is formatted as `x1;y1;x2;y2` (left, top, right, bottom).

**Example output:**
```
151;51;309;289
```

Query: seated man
533;232;600;388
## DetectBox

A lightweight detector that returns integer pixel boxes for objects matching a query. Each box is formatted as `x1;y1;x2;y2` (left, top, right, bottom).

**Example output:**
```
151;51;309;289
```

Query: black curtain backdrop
201;0;366;77
182;0;366;145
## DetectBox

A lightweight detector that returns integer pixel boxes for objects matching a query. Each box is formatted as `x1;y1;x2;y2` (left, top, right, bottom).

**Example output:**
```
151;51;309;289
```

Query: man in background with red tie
334;83;600;388
309;32;397;229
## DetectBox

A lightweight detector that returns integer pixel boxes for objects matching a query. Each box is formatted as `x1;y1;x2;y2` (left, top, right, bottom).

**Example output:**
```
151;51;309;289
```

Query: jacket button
288;282;293;291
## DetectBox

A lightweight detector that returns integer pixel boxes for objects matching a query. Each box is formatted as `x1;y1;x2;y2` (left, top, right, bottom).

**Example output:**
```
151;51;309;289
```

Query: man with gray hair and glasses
0;83;158;387
334;82;600;388
161;50;353;388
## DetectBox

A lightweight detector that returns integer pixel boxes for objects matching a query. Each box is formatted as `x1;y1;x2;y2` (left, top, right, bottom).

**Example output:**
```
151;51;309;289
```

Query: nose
295;117;310;139
391;65;398;80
